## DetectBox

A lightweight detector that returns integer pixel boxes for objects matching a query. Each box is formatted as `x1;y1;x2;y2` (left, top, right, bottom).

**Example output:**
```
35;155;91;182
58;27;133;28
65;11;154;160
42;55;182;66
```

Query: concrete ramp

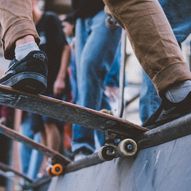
48;134;191;191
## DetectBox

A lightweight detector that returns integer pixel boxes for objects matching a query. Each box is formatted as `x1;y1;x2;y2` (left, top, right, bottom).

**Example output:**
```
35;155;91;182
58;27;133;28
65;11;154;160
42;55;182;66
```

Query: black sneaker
143;92;191;129
0;50;48;94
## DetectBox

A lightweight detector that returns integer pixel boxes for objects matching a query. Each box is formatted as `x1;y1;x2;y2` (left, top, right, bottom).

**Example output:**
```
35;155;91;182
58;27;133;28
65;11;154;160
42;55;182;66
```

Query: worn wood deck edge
0;85;147;138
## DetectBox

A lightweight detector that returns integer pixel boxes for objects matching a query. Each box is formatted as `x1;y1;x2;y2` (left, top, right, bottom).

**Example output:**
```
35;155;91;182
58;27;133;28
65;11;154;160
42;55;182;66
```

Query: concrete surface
48;134;191;191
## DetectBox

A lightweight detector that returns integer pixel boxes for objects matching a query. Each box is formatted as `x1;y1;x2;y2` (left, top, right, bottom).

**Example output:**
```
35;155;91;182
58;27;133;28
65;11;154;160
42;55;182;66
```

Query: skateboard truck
98;109;138;160
98;131;138;161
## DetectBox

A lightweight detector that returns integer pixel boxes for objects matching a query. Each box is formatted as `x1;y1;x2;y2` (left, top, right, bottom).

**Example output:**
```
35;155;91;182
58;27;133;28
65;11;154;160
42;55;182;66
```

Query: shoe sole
145;106;191;129
1;72;47;94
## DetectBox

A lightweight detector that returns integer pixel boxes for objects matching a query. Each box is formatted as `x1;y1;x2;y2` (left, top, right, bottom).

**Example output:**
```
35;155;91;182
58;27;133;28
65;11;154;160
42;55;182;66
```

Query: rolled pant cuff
153;63;191;94
3;20;39;60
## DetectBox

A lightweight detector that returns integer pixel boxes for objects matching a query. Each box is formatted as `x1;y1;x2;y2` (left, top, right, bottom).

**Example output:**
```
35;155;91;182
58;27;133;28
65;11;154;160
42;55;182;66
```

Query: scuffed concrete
48;134;191;191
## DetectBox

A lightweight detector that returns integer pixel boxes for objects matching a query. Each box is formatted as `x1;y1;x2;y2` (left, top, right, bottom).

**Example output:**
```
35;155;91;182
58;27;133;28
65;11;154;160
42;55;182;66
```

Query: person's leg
95;93;111;149
72;18;96;155
103;0;191;93
72;11;121;154
20;114;34;175
140;0;191;124
27;132;43;180
103;0;191;126
0;0;47;93
159;0;191;43
139;71;161;123
69;49;78;104
37;121;61;174
104;42;120;113
20;113;43;179
0;0;38;59
44;122;61;151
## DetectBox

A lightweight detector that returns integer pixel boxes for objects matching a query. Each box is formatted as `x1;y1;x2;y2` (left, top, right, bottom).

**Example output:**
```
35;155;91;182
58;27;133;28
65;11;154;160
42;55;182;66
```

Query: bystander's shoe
143;92;191;129
0;50;48;94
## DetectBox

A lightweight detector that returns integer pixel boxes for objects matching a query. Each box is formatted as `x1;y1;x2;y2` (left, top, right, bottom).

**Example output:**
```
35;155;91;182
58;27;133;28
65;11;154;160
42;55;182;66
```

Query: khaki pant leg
103;0;191;94
0;0;39;59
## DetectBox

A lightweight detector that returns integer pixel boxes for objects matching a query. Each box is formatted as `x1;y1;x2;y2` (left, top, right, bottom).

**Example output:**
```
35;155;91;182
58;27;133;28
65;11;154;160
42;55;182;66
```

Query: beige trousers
103;0;191;93
0;0;39;59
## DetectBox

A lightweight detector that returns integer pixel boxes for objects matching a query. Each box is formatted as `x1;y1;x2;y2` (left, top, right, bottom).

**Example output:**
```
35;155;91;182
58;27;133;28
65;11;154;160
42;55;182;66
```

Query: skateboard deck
0;161;33;183
0;85;147;135
0;123;71;176
0;85;148;160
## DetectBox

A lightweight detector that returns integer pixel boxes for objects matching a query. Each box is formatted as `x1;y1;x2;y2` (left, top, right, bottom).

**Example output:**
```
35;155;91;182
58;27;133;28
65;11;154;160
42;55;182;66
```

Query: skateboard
0;85;148;160
0;123;71;176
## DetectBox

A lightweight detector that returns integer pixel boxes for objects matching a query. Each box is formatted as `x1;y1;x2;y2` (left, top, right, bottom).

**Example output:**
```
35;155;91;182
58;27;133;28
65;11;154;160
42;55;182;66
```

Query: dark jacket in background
67;0;104;22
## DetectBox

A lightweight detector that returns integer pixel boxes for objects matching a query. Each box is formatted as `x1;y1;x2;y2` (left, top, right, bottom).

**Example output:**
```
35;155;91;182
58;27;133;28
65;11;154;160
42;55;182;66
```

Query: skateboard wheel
98;145;117;161
49;164;63;176
118;139;137;157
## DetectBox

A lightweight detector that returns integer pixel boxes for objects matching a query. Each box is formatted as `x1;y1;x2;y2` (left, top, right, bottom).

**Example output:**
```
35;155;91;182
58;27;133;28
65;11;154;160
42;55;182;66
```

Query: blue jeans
20;114;43;180
140;0;191;123
69;47;78;104
160;0;191;42
104;42;120;87
140;72;161;123
72;11;121;152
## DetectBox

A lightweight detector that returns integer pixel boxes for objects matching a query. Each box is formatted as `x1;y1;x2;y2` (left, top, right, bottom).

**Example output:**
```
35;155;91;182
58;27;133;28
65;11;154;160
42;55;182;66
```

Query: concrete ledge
48;134;191;191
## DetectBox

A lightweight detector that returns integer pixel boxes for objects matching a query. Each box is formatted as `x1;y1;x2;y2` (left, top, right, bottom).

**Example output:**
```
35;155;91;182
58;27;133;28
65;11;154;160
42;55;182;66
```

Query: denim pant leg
104;0;191;93
139;0;191;124
95;94;111;148
20;115;35;174
159;0;191;42
72;11;121;152
27;132;43;180
20;113;43;179
139;72;161;123
70;50;78;104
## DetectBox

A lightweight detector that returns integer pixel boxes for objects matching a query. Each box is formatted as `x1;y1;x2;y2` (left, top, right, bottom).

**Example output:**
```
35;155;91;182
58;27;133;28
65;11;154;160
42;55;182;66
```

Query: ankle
15;41;39;61
15;35;36;47
165;80;191;103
